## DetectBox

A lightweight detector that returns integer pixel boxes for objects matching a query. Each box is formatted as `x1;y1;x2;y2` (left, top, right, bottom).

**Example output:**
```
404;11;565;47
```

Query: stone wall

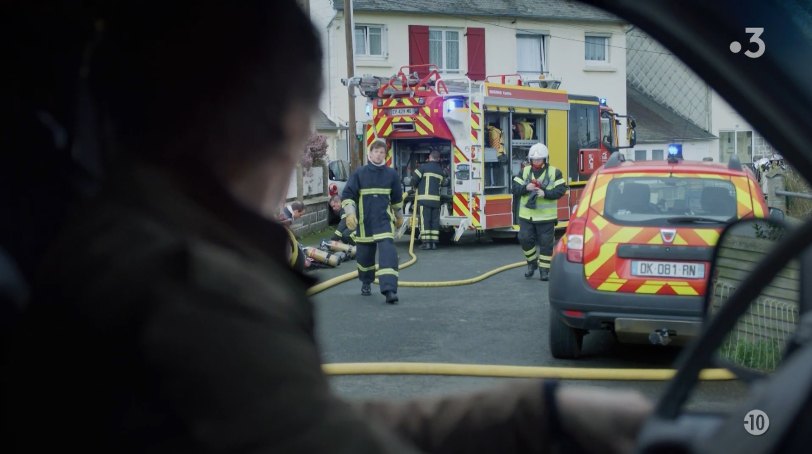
286;164;330;237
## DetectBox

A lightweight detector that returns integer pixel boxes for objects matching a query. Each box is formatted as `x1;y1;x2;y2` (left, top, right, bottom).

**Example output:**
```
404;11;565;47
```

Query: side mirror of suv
769;207;785;221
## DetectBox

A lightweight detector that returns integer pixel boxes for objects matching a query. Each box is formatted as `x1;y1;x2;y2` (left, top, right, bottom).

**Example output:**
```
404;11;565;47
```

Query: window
429;28;460;73
517;34;547;74
652;149;664;160
585;34;609;64
355;25;386;57
635;149;647;161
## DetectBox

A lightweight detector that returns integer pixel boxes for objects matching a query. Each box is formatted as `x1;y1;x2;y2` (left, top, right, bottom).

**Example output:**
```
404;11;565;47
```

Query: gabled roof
333;0;622;23
315;110;345;131
627;86;716;143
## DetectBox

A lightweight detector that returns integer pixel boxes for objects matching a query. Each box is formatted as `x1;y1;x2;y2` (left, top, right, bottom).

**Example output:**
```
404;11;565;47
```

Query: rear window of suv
603;176;737;226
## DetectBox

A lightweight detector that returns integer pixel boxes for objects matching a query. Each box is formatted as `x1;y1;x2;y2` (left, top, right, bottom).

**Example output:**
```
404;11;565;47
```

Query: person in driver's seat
4;1;650;453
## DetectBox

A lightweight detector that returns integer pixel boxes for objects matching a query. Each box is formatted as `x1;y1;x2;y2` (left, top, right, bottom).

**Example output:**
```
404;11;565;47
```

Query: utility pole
344;0;361;170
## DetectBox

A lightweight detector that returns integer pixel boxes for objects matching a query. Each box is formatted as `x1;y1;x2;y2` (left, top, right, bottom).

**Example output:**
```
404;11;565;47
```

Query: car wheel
549;307;585;359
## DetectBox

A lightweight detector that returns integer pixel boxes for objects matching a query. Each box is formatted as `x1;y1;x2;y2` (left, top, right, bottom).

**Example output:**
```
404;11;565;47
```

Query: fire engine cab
348;65;636;242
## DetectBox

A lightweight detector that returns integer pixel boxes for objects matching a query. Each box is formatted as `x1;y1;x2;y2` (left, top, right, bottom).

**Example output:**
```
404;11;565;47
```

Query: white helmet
528;143;549;160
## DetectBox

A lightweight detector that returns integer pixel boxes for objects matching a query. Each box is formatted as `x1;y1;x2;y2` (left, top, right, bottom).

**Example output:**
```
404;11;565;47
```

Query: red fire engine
350;65;636;242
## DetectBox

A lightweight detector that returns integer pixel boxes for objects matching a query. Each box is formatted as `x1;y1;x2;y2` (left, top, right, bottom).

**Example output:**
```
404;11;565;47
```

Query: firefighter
342;139;404;304
329;195;355;245
512;143;566;281
412;150;444;250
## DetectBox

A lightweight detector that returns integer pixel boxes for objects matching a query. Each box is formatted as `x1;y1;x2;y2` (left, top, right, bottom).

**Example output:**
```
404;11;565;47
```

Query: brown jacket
6;163;554;453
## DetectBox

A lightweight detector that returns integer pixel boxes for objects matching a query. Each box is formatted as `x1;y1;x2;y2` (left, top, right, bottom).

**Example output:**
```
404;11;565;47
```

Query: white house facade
310;0;630;159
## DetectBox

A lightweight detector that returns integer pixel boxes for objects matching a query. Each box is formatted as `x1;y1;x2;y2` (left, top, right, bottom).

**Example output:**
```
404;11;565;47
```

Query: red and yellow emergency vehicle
355;65;636;241
548;150;769;358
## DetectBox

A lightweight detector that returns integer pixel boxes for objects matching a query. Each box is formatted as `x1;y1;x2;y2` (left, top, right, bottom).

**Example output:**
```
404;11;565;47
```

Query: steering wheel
636;216;812;453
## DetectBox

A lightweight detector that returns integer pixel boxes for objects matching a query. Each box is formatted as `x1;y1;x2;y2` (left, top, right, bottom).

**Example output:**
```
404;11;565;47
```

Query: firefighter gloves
346;213;358;231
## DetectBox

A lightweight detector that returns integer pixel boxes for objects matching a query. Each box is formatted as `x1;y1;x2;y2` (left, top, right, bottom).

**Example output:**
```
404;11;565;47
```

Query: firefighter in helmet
342;139;404;304
412;150;444;250
512;143;566;281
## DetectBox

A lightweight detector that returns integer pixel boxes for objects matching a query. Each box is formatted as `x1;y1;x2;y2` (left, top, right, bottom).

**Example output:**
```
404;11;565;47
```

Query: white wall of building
625;141;713;162
310;6;629;134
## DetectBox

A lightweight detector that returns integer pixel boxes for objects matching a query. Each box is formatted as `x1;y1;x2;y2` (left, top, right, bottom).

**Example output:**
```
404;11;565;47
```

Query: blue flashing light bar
444;97;465;113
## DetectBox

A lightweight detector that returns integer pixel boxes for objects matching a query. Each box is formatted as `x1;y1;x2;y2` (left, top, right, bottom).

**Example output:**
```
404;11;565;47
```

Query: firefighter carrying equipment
341;161;404;295
513;164;565;222
513;164;565;274
412;159;444;248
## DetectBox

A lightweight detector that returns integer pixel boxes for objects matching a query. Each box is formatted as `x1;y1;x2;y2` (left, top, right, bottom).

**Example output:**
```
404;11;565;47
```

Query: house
626;26;778;165
310;0;631;156
623;86;716;162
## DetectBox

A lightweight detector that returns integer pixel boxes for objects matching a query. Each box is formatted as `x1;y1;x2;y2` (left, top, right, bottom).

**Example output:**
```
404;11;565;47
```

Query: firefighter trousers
419;203;440;243
519;219;556;269
356;238;398;293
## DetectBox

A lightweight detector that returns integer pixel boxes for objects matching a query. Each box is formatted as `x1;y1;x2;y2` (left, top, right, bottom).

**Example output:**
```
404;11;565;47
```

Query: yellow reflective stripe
415;169;423;178
391;202;403;209
357;264;376;272
418;195;441;201
513;177;525;184
584;243;616;276
695;229;720;246
554;178;565;186
636;281;667;294
373;233;394;240
334;230;342;237
376;268;399;277
360;188;392;195
538;254;552;261
669;282;699;296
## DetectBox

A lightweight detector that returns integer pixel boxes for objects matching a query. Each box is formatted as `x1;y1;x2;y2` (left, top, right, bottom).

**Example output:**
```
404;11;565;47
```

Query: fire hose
307;208;734;381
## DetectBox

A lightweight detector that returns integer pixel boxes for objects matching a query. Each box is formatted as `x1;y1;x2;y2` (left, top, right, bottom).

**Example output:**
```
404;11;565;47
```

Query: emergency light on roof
444;97;465;113
667;143;683;163
599;98;607;106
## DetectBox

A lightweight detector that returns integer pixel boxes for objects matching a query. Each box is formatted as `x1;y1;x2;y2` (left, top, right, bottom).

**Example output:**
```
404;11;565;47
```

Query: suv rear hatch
581;172;760;296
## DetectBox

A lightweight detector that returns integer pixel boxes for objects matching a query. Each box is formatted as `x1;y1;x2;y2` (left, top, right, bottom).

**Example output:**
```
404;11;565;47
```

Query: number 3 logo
745;27;766;59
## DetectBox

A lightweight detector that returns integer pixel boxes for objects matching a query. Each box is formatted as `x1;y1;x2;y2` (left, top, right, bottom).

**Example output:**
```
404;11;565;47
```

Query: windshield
604;177;737;225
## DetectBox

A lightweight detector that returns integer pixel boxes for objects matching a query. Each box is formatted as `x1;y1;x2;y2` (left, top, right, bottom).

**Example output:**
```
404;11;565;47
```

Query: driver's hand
556;386;652;454
526;183;537;191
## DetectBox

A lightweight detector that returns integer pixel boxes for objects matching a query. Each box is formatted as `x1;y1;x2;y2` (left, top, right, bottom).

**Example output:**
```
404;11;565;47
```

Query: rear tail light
566;218;586;263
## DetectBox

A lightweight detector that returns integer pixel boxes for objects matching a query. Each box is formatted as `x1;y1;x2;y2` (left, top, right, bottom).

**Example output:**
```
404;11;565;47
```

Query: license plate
631;260;705;279
388;107;416;116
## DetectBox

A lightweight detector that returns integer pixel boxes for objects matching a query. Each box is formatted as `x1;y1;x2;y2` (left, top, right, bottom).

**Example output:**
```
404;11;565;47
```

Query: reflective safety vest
516;165;563;222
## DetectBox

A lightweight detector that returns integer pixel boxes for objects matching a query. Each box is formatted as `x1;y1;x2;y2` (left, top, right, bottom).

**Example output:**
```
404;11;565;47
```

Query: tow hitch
649;328;676;346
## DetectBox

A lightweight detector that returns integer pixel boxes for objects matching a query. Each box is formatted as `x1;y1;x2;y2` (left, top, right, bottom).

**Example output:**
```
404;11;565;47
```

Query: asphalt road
308;233;749;413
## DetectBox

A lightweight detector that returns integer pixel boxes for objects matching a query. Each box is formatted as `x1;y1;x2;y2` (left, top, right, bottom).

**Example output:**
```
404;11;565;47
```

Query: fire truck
349;64;637;242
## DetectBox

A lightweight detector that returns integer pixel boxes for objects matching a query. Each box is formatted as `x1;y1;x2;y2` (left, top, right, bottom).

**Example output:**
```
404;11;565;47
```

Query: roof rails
604;151;625;168
728;153;743;171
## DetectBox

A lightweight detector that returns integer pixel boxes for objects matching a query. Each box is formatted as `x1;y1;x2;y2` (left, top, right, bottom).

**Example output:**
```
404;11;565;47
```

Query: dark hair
290;201;305;212
369;139;387;151
91;0;323;169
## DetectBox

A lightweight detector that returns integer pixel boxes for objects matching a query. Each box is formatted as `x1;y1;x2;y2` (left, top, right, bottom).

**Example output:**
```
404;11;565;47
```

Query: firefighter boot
420;242;431;250
539;268;550;281
384;291;399;305
524;262;537;278
430;241;437;250
361;283;371;296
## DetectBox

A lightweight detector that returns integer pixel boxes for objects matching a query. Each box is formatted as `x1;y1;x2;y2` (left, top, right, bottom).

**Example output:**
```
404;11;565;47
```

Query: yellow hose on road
323;362;736;381
307;209;525;295
309;210;725;384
